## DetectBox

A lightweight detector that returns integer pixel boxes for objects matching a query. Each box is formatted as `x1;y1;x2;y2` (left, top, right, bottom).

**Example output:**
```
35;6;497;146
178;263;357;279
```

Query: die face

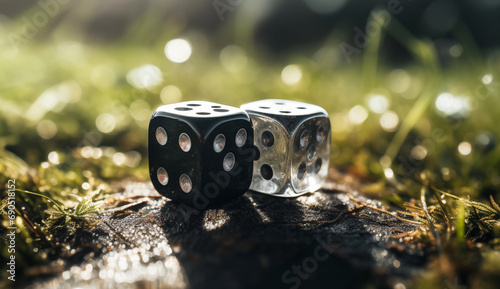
149;117;202;204
153;101;250;139
246;114;290;195
155;101;243;118
241;99;331;197
200;119;254;202
240;99;328;135
149;101;254;206
290;117;331;194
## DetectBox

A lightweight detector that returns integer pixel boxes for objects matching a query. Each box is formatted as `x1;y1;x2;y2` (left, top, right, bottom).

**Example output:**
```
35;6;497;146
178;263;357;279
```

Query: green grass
1;6;500;287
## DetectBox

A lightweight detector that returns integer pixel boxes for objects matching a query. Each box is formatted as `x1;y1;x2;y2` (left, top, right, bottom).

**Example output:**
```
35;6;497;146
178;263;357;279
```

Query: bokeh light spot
449;44;463;57
82;182;91;190
387;69;411;94
411;145;428;161
368;94;390;114
48;151;60;164
96;113;116;133
348;105;368;125
165;38;192;63
458;142;472;156
126;64;162;89
435;93;470;118
281;64;302;86
37;120;58;139
380;111;399;132
160;85;183;104
113;152;126;166
482;74;493;85
384;168;394;179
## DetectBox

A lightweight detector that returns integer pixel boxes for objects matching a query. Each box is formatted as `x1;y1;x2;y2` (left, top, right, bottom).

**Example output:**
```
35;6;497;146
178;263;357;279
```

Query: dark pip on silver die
241;99;331;197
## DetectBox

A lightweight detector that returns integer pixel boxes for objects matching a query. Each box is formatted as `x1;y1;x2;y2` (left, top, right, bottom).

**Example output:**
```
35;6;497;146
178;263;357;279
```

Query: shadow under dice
241;99;331;197
149;101;254;206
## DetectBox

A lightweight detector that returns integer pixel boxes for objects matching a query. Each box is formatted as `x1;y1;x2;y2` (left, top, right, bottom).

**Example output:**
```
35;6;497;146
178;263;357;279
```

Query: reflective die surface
240;99;331;197
149;101;254;207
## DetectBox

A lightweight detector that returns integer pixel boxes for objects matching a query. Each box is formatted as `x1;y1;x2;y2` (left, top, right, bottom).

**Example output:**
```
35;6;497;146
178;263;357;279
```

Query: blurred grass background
1;0;499;198
1;0;500;287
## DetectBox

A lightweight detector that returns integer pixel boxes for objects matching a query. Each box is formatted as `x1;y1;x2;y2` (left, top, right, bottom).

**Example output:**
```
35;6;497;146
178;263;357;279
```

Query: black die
149;101;254;207
241;99;331;197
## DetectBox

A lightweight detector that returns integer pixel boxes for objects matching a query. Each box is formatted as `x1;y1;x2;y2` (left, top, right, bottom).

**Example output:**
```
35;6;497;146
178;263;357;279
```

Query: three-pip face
240;99;331;197
148;101;255;207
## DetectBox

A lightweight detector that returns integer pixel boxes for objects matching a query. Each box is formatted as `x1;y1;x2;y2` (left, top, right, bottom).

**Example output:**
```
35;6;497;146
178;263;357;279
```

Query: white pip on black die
148;101;255;206
240;99;331;197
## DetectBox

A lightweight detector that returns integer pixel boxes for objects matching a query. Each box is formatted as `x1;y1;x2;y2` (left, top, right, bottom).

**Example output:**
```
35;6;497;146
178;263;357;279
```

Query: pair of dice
148;99;331;207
